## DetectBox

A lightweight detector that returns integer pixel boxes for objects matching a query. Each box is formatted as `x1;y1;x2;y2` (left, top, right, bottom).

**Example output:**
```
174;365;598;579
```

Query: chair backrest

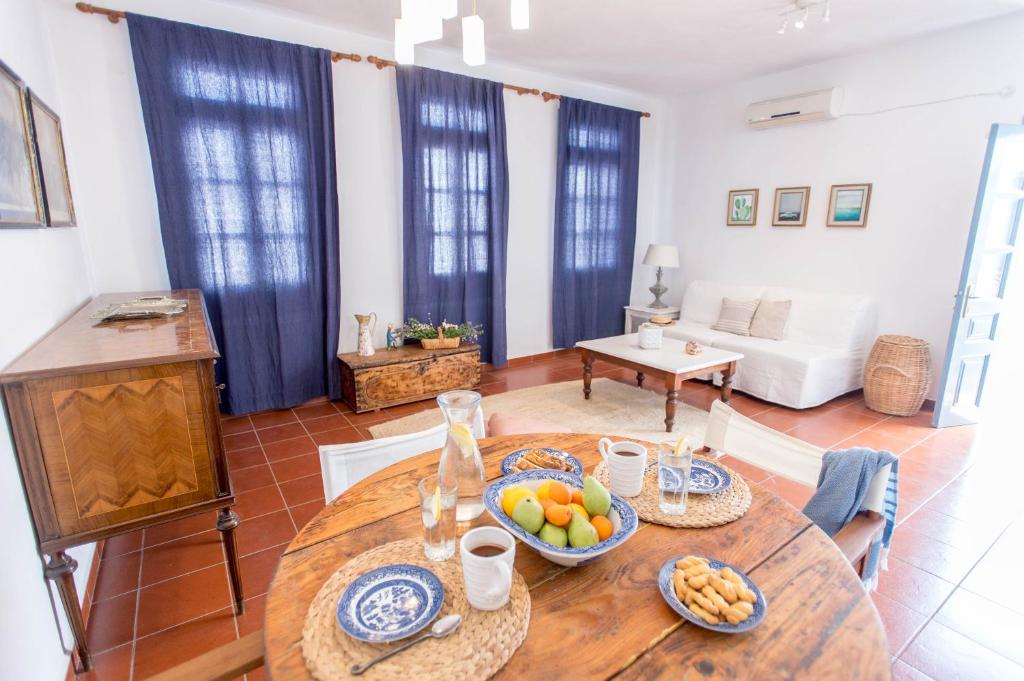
319;423;448;502
703;400;891;514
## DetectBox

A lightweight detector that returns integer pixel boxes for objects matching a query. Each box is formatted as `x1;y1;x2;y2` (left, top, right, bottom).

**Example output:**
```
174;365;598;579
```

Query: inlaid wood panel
52;376;199;519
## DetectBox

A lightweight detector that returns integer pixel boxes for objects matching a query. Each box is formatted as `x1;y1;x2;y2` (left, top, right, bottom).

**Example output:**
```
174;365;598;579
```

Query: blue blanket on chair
802;447;899;588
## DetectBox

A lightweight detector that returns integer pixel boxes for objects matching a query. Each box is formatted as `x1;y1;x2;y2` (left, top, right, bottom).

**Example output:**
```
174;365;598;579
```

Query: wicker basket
420;326;461;350
863;335;931;416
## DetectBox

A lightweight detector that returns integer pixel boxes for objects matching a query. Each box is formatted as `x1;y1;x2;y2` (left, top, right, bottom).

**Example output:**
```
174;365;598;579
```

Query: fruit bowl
483;470;639;567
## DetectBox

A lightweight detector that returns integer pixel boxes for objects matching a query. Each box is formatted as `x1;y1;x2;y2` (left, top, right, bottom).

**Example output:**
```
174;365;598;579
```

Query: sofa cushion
681;280;766;325
661;320;729;346
762;287;874;350
711;298;759;336
487;412;572;436
750;299;792;340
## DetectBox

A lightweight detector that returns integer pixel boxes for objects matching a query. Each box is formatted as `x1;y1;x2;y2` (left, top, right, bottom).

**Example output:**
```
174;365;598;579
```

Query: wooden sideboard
338;343;481;413
0;290;243;672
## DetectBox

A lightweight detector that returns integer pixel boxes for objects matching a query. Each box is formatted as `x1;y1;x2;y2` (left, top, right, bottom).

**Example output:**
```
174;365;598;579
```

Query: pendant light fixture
401;0;443;44
511;0;530;30
395;18;415;64
394;0;529;68
462;13;486;66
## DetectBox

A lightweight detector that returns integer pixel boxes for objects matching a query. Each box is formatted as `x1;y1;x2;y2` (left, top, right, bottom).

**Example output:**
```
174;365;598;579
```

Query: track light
777;19;788;34
794;9;808;29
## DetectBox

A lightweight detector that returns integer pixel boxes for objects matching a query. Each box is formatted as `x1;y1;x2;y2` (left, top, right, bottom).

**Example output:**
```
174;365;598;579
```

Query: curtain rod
73;3;650;118
367;55;652;118
74;3;362;63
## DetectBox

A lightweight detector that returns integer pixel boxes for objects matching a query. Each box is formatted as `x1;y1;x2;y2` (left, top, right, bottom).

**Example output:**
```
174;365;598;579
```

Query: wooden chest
338;343;481;413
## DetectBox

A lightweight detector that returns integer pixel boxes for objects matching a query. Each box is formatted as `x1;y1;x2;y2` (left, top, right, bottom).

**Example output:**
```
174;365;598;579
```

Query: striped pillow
711;298;760;336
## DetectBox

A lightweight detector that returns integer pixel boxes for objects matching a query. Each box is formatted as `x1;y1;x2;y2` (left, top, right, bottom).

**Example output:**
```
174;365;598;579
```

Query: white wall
41;0;670;359
0;0;97;677
664;15;1024;392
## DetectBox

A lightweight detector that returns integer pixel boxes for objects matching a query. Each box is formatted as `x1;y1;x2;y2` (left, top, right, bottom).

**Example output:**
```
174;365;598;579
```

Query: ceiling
242;0;1024;94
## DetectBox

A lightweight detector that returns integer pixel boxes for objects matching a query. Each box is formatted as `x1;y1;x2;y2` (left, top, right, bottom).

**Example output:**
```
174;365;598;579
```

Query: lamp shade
642;244;679;268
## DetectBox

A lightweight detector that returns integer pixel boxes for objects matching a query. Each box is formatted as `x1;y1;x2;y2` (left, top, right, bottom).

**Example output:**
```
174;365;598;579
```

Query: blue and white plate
484;469;638;567
657;556;767;634
688;459;732;495
500;448;583;477
336;564;444;643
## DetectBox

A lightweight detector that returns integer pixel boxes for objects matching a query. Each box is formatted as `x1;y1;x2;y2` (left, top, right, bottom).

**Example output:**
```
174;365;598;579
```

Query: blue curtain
552;97;641;347
127;14;341;415
396;66;509;365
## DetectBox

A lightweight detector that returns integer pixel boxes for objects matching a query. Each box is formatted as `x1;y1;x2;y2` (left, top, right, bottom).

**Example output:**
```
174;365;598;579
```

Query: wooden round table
264;434;891;680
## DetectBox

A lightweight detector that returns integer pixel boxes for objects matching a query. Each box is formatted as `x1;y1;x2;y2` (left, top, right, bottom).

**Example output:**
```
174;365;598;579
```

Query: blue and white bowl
657;556;767;633
500;448;584;477
336;564;444;643
483;469;638;567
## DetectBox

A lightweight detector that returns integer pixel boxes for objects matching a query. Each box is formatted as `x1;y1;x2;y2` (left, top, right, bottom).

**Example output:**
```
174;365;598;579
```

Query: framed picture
0;59;45;228
772;186;810;227
827;183;872;227
27;90;76;227
726;189;758;226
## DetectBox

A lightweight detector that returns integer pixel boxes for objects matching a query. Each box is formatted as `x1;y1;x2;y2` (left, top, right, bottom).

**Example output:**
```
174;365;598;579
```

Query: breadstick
688;573;711;589
708;575;738;604
692;591;720;615
684;562;712;578
702;585;731;614
673;570;688;600
688;602;720;625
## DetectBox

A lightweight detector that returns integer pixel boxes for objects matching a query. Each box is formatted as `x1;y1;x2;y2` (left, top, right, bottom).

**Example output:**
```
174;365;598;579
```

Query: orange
569;503;590;521
545;503;573;527
591;515;613;541
571;489;585;506
539;498;556;512
547;481;571;505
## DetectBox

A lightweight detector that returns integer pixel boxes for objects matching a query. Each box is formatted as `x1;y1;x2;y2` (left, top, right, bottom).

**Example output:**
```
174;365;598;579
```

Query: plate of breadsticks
658;554;767;633
501;447;583;477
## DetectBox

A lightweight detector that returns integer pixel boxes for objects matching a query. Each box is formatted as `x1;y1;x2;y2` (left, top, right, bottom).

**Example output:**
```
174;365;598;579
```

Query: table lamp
642;244;679;309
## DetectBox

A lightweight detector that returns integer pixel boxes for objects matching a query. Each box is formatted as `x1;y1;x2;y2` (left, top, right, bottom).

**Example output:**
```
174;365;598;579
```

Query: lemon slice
674;436;689;456
432;485;442;521
449;422;477;458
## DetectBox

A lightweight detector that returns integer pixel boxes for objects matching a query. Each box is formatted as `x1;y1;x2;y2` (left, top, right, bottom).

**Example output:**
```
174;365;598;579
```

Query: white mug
460;527;515;610
598;437;648;497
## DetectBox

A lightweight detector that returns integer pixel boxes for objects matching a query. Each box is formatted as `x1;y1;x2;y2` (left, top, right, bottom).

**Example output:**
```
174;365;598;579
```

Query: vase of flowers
399;317;483;350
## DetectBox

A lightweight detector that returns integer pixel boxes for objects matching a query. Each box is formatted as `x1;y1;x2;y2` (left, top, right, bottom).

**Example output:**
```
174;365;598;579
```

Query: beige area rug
368;378;708;445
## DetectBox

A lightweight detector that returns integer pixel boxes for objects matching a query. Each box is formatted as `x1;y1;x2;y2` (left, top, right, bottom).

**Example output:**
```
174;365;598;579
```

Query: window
419;98;490;277
563;122;622;271
177;64;307;289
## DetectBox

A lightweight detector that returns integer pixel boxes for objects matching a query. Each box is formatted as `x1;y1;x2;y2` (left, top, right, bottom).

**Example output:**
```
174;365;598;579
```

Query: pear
567;510;599;548
582;475;612;517
538;522;568;548
511;496;545;534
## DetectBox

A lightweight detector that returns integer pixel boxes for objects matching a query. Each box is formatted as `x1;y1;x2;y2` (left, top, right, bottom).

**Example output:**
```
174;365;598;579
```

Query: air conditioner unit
745;88;843;129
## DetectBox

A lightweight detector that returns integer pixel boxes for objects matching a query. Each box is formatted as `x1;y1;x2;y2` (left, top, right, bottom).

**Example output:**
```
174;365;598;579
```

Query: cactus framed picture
827;183;872;227
726;189;758;226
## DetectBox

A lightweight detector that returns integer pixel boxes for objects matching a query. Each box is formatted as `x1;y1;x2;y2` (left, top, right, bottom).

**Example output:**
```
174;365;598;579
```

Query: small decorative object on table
685;340;703;355
355;312;376;357
400;317;483;350
638;322;663;349
648;315;675;326
642;244;680;309
863;334;931;416
385;323;398;351
89;296;188;321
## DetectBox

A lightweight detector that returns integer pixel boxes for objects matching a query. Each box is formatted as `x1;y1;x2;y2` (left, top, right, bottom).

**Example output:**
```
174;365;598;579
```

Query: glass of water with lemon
418;474;457;561
657;437;693;515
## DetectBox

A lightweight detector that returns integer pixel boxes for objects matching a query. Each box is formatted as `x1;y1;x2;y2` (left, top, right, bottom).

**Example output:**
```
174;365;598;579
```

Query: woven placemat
593;457;751;528
302;538;530;681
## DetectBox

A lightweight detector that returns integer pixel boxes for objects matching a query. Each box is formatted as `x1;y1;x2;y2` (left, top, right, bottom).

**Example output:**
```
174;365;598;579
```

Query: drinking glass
418;474;457;561
657;441;693;515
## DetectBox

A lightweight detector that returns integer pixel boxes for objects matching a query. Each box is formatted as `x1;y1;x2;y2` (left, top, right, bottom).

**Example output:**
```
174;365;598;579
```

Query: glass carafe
437;390;486;522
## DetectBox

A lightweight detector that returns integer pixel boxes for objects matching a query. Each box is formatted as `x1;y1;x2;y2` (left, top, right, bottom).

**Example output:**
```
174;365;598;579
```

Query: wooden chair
143;630;264;681
702;400;892;577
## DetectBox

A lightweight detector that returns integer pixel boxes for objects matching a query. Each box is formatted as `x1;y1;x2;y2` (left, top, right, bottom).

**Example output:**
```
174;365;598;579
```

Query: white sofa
662;280;876;409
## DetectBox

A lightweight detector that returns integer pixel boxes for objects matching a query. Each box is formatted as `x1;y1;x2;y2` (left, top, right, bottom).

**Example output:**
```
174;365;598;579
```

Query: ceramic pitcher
355;313;376;357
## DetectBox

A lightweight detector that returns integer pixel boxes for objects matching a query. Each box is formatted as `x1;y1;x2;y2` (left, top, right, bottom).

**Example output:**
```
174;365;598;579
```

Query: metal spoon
350;614;463;675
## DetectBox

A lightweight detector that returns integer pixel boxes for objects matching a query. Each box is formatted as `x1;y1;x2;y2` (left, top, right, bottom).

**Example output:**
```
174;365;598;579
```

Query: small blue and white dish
484;469;638;567
336;564;444;643
657;556;767;633
500;448;583;477
687;459;732;495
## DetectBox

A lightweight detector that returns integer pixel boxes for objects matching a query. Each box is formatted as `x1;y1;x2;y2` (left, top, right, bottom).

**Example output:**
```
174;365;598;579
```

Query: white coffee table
575;334;744;432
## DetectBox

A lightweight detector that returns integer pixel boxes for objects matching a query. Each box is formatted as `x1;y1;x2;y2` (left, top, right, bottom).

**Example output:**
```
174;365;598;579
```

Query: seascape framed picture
0;60;45;228
772;186;810;227
827;183;872;227
27;90;76;227
726;189;758;226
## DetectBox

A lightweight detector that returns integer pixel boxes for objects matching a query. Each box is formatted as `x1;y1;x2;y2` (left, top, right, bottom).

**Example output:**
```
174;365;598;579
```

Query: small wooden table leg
44;551;91;672
721;361;736;403
636;371;645;388
217;508;245;615
664;374;679;432
582;350;593;400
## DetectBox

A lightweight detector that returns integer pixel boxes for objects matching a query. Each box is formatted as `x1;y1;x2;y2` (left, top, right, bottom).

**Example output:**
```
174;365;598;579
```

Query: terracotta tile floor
78;354;1024;680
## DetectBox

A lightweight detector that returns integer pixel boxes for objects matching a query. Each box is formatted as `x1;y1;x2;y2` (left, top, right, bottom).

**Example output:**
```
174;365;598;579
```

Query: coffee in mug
597;438;648;497
460;527;515;610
